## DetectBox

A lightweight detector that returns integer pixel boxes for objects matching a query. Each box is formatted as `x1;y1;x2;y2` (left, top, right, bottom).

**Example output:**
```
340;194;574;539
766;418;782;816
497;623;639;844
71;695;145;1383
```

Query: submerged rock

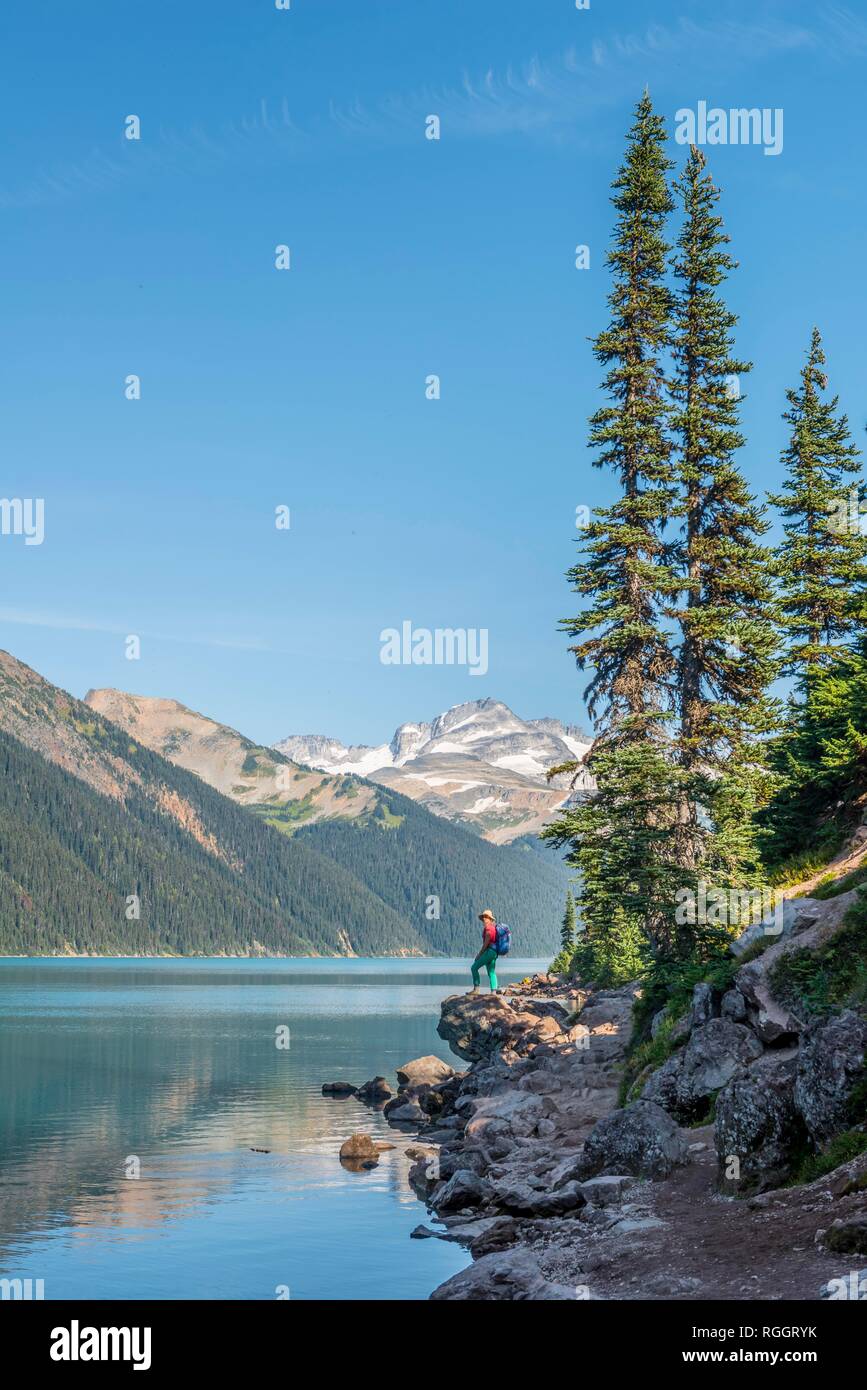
355;1076;392;1102
338;1133;380;1165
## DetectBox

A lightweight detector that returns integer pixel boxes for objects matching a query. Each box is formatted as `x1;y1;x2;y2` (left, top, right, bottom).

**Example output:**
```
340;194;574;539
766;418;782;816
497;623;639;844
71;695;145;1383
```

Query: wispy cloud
0;608;272;652
1;5;864;209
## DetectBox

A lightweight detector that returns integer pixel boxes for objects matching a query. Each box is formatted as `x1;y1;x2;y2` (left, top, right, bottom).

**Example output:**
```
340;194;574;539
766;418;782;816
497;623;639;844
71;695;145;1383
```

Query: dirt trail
533;1132;858;1301
779;828;867;900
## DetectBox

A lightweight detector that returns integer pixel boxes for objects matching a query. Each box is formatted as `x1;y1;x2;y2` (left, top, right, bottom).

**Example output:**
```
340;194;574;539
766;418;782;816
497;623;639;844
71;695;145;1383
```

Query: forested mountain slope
0;652;567;955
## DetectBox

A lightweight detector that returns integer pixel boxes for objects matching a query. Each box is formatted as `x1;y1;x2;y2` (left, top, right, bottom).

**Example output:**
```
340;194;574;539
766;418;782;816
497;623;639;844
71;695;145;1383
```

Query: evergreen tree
768;328;866;679
567;92;678;736
669;146;777;878
759;330;867;864
546;93;685;979
560;890;576;953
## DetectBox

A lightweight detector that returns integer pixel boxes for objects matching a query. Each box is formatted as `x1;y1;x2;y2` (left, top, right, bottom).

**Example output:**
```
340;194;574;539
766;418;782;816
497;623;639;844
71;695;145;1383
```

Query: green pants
472;946;498;991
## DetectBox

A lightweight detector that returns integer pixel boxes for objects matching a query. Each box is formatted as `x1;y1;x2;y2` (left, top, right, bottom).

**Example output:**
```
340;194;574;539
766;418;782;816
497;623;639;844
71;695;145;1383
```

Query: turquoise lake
0;956;544;1300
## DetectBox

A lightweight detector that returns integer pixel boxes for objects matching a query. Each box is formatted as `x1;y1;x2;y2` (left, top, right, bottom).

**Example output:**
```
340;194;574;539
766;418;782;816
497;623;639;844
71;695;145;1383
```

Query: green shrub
791;1129;867;1185
812;863;867;900
618;1010;685;1106
770;898;867;1015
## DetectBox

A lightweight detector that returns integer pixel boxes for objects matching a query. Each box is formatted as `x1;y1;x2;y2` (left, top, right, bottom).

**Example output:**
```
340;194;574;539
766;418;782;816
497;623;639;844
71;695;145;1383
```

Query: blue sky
2;0;866;745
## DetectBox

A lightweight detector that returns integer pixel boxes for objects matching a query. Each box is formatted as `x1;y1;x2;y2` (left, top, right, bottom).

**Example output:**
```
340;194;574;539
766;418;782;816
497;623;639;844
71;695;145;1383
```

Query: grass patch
790;1129;867;1186
251;794;318;833
734;934;776;966
618;1011;684;1106
767;839;845;891
769;897;867;1016
812;862;867;900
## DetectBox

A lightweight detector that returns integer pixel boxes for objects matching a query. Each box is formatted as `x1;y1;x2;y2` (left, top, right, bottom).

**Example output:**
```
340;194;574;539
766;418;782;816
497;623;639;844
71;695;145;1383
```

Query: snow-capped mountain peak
274;699;593;843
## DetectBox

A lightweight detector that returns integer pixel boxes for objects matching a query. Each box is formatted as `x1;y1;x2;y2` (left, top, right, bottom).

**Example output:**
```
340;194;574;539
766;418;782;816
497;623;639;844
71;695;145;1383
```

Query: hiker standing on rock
469;909;509;994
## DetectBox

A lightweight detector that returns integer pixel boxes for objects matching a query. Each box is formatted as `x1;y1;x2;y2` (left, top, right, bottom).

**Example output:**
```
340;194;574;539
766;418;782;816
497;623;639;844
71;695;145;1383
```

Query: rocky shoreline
329;896;867;1300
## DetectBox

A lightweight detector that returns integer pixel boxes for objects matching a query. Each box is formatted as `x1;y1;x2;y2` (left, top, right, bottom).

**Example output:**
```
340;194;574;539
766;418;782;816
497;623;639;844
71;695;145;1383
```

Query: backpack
494;923;512;956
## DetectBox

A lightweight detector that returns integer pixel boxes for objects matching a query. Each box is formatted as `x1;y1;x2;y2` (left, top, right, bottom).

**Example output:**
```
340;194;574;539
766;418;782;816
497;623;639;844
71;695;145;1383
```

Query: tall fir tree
568;92;677;736
560;890;576;953
768;328;866;680
669;146;777;881
545;94;687;979
761;330;867;863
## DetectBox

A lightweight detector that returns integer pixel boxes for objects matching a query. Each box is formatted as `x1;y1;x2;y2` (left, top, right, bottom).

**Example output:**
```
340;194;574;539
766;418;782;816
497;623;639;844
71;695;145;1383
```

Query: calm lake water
0;956;544;1301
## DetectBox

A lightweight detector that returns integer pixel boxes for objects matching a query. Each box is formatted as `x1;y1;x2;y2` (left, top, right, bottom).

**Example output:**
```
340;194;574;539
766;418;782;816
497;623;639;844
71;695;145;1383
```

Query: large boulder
492;1177;586;1218
437;993;542;1062
730;894;817;959
824;1218;867;1256
641;1019;763;1121
396;1055;455;1089
579;1100;689;1180
714;1060;806;1194
458;1089;556;1158
430;1249;576;1301
429;1167;493;1213
794;1009;867;1145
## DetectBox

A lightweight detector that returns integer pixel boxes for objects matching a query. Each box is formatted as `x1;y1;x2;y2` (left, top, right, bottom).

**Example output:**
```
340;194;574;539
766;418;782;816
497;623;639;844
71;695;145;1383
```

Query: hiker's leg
485;948;498;992
471;956;482;988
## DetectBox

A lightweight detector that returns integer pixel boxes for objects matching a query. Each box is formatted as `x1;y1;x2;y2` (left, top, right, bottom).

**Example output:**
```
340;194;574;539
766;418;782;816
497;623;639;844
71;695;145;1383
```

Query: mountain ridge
1;653;569;955
275;697;594;842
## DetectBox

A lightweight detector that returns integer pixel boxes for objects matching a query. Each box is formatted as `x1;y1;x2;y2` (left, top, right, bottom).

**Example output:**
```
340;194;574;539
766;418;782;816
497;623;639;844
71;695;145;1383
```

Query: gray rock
688;982;721;1031
823;1217;867;1256
794;1009;867;1145
579;1100;689;1180
355;1076;392;1101
493;1177;585;1218
469;1215;522;1257
720;989;747;1024
609;1216;665;1235
384;1101;427;1124
730;895;816;959
642;1018;763;1121
321;1081;357;1095
735;891;858;1041
395;1055;455;1089
437;993;542;1062
429;1167;493;1213
714;1061;806;1194
577;1175;635;1207
650;1008;668;1039
430;1249;576;1301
